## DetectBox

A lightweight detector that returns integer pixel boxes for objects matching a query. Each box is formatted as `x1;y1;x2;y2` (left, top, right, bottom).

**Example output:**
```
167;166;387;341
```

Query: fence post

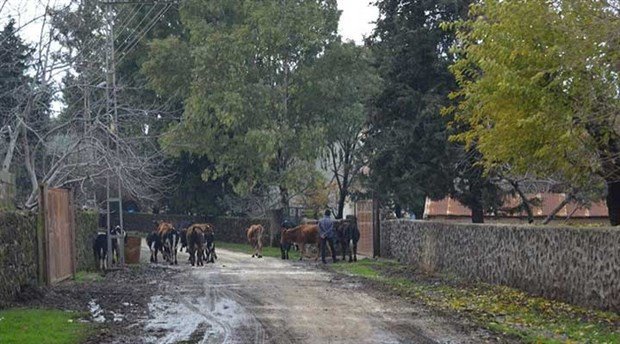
37;184;48;285
372;197;381;258
69;188;77;276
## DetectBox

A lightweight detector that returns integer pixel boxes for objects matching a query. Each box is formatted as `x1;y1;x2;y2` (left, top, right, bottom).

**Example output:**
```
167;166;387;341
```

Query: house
424;193;608;225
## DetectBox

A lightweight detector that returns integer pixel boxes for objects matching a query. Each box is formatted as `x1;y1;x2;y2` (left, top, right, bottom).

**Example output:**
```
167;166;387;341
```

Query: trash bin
124;235;142;264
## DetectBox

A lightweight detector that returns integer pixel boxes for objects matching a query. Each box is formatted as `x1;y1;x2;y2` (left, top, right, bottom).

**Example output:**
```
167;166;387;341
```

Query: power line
117;3;173;64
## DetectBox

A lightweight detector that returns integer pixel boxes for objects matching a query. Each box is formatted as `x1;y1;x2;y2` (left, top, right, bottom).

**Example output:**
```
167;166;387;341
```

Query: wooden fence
355;199;380;257
39;186;76;284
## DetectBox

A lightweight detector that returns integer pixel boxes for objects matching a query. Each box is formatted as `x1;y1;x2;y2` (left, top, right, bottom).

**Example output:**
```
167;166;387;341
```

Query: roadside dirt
126;241;498;343
17;241;505;343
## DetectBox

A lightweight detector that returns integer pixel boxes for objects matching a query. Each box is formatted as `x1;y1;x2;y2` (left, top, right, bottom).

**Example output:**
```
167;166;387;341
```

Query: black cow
92;225;123;270
147;231;163;263
202;229;217;264
176;220;192;252
280;220;296;260
334;217;360;262
162;228;180;265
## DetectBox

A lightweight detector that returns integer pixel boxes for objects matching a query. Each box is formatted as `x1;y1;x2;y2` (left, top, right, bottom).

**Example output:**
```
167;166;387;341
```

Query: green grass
333;259;620;344
0;308;91;344
217;241;302;260
74;271;103;283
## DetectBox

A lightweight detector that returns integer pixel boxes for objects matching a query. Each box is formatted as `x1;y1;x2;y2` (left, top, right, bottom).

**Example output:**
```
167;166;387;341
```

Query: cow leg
196;247;203;266
299;243;305;261
348;239;353;262
353;241;358;262
257;240;263;258
341;241;347;261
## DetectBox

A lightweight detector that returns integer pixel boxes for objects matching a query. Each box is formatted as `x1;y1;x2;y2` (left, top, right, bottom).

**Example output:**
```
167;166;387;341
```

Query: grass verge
74;271;103;283
217;241;302;260
331;259;620;344
0;308;91;344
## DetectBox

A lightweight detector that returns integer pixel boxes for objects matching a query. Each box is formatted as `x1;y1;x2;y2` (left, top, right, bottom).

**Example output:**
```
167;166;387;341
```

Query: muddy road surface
127;242;494;344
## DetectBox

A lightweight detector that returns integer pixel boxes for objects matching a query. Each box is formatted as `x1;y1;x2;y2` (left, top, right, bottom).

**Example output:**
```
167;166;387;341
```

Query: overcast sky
2;0;378;45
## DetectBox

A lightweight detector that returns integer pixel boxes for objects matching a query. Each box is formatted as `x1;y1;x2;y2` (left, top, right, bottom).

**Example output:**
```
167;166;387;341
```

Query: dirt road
136;242;494;344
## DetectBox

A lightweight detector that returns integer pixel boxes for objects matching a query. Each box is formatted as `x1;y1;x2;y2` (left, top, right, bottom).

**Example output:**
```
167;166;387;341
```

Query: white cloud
337;0;378;44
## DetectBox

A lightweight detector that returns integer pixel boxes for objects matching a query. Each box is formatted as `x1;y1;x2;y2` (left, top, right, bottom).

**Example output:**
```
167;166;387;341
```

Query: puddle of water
143;293;255;344
145;295;204;344
112;311;124;322
88;299;106;323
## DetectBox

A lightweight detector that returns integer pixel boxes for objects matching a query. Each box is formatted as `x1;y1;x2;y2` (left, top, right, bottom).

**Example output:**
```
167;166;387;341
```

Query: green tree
145;0;339;216
366;0;499;222
301;41;381;219
446;0;620;225
0;19;33;129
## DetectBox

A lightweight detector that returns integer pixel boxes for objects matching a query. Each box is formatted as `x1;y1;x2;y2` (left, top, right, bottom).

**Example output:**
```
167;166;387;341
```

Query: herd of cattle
248;218;361;262
147;221;217;267
92;217;361;270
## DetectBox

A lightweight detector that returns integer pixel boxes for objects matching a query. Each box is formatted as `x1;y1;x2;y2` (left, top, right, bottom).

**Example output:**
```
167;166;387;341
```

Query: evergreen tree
366;0;499;222
0;19;33;129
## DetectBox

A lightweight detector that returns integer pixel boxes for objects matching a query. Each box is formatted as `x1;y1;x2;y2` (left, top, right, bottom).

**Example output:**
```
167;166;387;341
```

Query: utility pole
98;0;177;268
103;0;125;269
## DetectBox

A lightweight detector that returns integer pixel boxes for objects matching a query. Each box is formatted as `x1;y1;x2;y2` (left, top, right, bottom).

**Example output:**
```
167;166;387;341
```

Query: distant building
424;193;608;225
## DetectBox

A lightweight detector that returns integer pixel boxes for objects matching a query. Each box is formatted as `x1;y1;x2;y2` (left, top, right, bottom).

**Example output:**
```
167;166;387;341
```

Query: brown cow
186;223;213;266
156;221;179;264
280;224;324;261
247;224;265;258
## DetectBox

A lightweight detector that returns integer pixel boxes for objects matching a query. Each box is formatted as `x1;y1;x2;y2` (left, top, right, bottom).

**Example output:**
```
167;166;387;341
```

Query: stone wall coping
383;219;620;233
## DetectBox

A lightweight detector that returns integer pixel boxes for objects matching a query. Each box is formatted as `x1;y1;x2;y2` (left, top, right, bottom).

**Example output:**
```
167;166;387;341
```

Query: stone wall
111;212;271;244
75;211;99;271
0;172;15;211
107;212;210;232
0;212;38;307
380;220;620;312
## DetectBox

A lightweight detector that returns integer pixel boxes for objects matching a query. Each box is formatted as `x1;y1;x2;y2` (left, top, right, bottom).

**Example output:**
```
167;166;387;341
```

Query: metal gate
39;186;76;284
355;199;379;257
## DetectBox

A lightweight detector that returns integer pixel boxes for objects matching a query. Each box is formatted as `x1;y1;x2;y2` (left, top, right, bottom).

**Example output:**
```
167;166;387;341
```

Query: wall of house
380;220;620;312
0;211;38;307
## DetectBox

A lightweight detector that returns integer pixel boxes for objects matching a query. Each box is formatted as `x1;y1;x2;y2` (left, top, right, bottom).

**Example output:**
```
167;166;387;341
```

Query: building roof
424;193;608;219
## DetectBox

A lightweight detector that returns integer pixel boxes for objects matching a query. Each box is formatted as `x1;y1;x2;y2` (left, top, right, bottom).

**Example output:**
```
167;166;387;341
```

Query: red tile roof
424;194;608;218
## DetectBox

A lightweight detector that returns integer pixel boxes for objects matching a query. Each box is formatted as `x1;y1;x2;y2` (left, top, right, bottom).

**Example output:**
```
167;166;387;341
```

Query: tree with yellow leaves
445;0;620;225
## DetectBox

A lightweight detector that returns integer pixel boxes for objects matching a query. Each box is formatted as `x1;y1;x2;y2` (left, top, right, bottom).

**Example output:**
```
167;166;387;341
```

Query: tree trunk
471;202;484;223
394;203;403;219
1;122;20;173
469;183;485;223
336;188;347;220
542;194;572;225
606;180;620;226
508;179;534;224
279;185;289;218
268;208;284;248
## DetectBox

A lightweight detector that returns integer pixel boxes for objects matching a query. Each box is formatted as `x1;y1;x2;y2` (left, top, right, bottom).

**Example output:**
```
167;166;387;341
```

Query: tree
446;0;620;225
144;0;339;240
0;19;34;174
302;41;381;219
365;0;500;222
